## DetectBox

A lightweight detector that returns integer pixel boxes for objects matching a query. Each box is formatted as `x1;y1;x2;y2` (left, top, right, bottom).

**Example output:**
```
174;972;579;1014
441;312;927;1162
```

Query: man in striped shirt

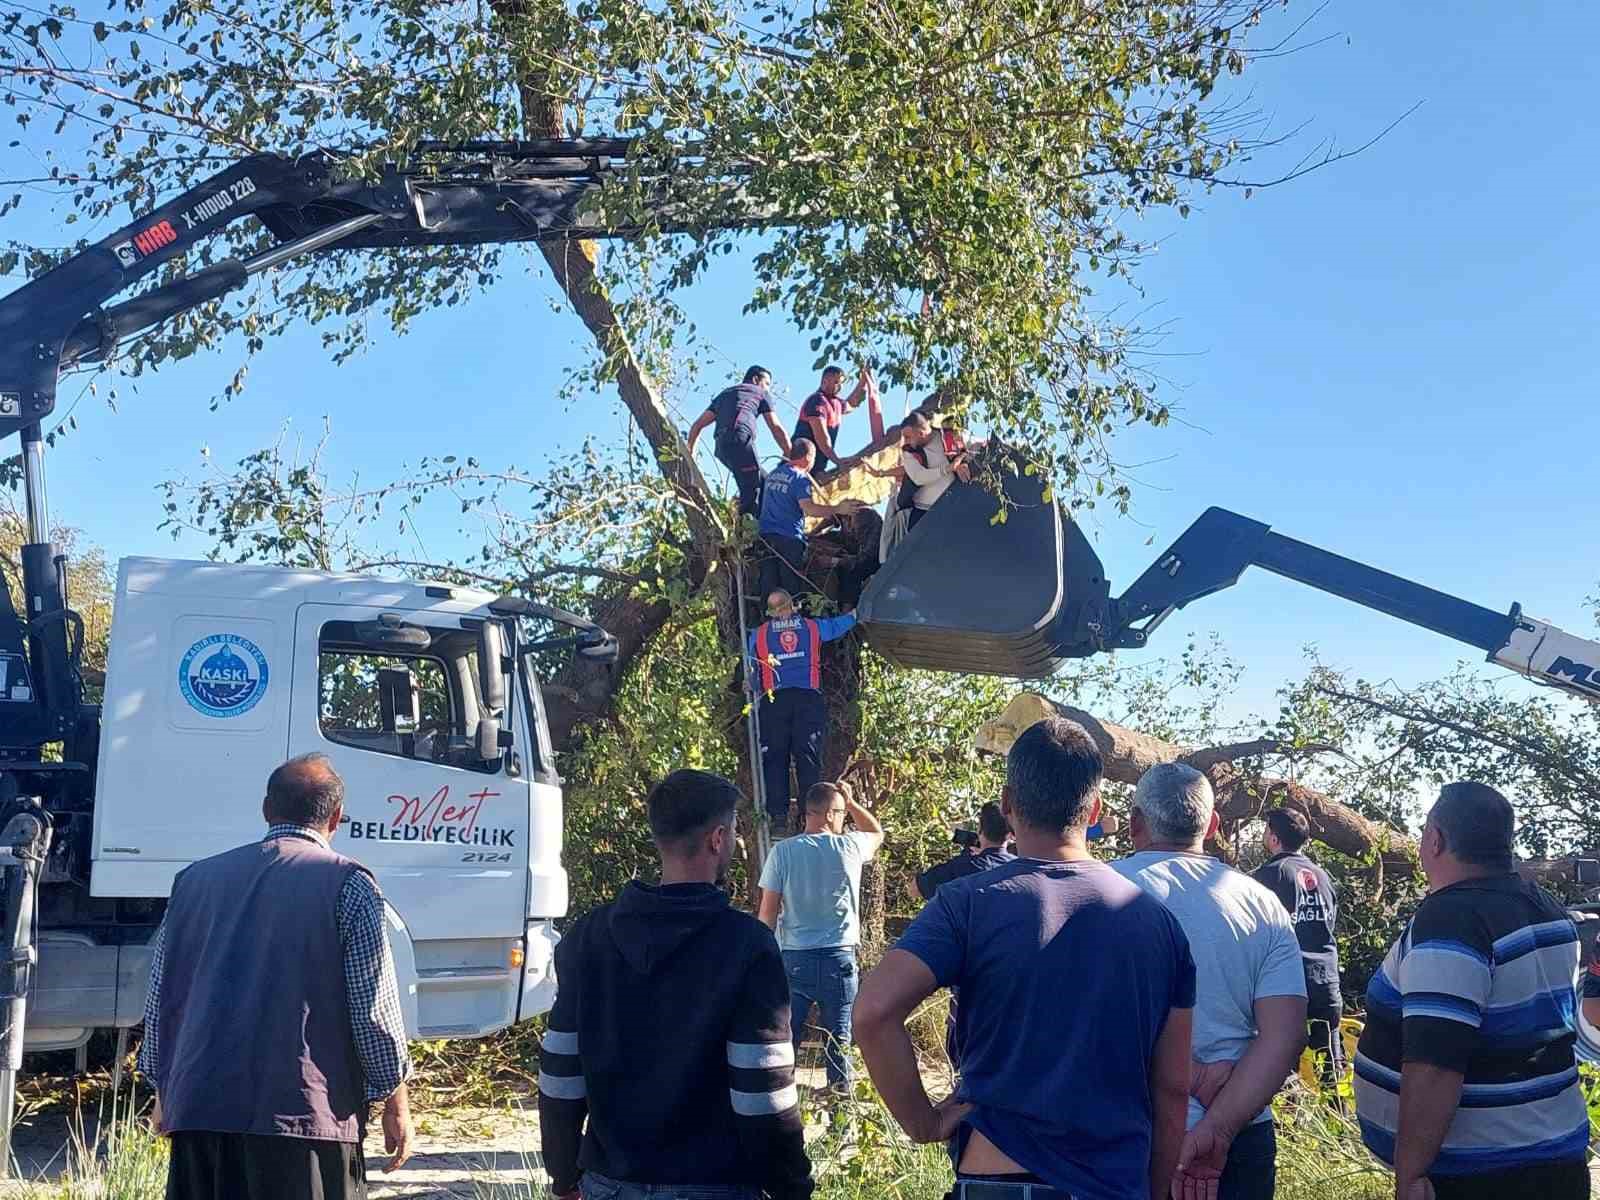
1354;782;1588;1200
539;770;812;1200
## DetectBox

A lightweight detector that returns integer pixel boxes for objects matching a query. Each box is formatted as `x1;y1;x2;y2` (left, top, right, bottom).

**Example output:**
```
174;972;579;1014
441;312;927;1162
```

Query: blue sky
6;0;1597;729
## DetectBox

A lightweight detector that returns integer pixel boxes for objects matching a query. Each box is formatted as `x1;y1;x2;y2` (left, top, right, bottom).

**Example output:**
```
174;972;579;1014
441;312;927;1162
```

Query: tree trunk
502;32;740;751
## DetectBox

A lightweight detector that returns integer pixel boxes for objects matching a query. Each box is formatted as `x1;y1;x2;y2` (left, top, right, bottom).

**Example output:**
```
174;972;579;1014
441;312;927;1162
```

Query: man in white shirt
898;410;969;529
1113;762;1307;1200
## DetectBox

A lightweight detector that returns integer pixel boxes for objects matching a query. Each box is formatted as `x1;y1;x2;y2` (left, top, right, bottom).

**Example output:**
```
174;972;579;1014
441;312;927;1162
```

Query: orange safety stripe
756;623;776;692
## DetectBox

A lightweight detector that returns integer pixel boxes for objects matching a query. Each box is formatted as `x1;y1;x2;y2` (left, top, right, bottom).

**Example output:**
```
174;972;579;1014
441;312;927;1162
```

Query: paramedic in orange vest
747;589;858;827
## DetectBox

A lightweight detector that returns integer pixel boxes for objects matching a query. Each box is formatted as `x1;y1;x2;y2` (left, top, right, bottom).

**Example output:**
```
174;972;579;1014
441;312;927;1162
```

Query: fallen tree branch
977;693;1414;867
1179;738;1341;775
1311;683;1592;793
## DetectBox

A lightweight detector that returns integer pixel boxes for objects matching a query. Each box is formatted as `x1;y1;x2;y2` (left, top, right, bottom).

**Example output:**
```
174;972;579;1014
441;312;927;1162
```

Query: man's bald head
264;753;346;831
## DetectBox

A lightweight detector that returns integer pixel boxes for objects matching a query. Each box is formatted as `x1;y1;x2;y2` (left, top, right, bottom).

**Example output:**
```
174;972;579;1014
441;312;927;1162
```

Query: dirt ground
0;1100;540;1198
0;1066;842;1197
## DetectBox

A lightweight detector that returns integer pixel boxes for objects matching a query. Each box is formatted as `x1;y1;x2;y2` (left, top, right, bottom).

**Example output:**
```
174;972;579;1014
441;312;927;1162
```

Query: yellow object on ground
1298;1014;1364;1087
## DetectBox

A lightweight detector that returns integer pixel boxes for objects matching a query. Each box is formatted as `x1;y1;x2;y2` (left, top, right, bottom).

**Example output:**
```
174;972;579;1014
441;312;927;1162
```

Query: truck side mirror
1577;859;1600;888
478;620;508;714
476;714;502;765
476;620;509;768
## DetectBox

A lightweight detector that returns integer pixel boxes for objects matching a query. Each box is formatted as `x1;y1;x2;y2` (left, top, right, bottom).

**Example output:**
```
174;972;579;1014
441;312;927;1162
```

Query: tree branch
1180;738;1341;774
1311;683;1593;793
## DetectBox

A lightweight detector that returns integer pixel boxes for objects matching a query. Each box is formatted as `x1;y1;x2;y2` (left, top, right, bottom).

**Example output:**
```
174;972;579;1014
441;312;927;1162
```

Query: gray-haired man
140;753;413;1200
1114;762;1307;1200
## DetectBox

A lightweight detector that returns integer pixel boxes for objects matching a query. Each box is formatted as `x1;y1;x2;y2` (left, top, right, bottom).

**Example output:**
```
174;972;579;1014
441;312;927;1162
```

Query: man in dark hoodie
538;770;812;1200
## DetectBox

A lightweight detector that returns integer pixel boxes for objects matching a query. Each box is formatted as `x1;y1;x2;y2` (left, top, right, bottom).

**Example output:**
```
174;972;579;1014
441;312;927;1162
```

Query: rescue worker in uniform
686;365;790;516
1252;808;1345;1088
747;589;857;828
757;439;864;600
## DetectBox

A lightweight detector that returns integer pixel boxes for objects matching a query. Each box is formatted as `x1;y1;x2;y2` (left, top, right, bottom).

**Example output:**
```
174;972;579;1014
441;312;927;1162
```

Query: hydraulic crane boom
1100;506;1600;703
0;138;706;758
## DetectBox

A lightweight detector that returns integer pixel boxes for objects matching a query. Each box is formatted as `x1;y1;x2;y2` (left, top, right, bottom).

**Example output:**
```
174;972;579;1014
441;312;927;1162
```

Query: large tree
1;0;1292;629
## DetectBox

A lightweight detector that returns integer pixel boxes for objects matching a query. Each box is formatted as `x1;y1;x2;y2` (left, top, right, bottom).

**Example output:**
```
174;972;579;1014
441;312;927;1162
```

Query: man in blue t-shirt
757;439;863;599
856;717;1196;1200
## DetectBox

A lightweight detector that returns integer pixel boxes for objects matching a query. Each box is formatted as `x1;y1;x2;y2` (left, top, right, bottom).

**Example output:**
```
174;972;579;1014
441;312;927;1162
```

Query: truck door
290;603;531;1038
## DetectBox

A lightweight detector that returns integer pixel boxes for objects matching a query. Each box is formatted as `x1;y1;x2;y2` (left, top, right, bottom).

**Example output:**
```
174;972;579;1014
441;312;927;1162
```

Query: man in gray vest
138;753;413;1199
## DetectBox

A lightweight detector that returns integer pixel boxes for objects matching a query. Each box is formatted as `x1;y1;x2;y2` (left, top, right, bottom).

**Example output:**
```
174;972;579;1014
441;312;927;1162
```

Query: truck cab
27;557;571;1050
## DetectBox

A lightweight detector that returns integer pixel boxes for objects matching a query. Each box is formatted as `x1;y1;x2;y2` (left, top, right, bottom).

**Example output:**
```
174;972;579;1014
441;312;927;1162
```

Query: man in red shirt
790;367;875;477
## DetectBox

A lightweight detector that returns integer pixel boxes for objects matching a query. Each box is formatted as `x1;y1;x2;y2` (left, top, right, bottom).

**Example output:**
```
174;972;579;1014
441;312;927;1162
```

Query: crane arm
0;138;728;441
0;137;761;753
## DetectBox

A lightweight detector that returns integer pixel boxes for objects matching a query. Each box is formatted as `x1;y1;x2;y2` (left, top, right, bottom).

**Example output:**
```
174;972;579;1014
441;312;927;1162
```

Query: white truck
27;558;588;1052
0;139;643;1155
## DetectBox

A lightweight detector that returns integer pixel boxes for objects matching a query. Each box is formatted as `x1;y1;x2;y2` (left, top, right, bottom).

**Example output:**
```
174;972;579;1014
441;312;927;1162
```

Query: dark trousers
580;1170;759;1200
1431;1159;1589;1200
1306;1001;1345;1090
759;533;810;600
759;688;824;822
784;947;858;1085
907;506;929;530
167;1131;366;1200
836;552;880;610
715;435;763;517
1217;1120;1276;1200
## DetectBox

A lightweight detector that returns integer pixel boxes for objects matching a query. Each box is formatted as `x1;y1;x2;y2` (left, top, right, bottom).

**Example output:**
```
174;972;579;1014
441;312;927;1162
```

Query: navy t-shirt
896;858;1196;1200
707;383;772;443
1251;851;1341;1008
759;463;813;540
916;846;1016;900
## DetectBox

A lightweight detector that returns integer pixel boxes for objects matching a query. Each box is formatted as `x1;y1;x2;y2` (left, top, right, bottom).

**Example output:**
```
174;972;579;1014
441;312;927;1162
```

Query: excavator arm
857;461;1600;704
1099;506;1599;703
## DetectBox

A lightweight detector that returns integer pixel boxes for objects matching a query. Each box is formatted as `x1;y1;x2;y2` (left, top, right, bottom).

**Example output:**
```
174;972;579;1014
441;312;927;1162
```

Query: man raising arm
757;782;883;1092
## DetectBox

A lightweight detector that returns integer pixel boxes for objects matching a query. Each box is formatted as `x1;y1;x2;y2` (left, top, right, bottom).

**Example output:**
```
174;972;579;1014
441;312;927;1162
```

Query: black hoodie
538;882;812;1200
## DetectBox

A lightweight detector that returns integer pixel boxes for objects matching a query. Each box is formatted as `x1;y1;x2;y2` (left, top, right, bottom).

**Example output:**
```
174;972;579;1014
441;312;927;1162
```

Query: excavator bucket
857;459;1109;676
